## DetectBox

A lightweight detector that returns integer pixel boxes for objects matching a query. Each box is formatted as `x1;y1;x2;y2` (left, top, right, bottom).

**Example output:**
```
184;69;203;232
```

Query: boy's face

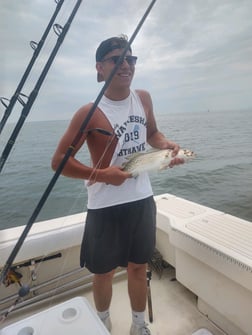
96;49;136;88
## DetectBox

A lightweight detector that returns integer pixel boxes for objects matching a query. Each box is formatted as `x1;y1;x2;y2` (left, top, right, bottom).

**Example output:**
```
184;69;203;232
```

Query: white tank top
86;90;153;209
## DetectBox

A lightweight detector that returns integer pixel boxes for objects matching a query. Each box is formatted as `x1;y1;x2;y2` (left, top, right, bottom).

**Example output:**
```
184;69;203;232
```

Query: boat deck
99;268;225;335
1;266;226;335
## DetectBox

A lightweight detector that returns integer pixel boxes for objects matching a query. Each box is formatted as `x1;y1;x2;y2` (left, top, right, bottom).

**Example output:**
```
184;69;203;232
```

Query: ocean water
0;109;252;230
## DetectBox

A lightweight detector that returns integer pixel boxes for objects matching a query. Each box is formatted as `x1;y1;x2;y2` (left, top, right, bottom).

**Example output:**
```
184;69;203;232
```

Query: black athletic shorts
80;196;156;274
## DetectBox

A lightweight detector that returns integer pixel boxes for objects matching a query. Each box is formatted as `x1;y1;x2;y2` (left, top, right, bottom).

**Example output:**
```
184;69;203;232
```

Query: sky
1;0;252;122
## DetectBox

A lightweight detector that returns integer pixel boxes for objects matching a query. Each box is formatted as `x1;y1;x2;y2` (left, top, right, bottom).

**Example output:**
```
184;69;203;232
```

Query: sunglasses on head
101;55;138;66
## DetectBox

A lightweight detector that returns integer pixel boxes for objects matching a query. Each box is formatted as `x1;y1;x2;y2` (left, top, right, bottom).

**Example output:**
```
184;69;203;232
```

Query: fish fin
123;151;145;161
124;148;162;161
159;163;169;170
121;151;148;170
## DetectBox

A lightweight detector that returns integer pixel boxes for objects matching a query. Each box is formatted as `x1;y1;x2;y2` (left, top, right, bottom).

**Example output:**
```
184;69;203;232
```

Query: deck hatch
157;197;206;219
186;214;252;259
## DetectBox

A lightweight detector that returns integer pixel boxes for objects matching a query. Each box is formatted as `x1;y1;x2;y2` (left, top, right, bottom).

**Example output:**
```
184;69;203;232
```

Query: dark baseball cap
96;36;132;82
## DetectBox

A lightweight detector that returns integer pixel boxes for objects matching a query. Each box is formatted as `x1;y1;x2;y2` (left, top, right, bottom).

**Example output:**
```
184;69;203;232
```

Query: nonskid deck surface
97;267;225;335
186;213;252;259
1;266;225;335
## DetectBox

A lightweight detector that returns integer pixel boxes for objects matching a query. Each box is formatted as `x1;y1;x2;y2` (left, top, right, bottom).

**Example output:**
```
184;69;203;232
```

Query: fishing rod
0;0;82;173
0;0;157;285
0;0;65;135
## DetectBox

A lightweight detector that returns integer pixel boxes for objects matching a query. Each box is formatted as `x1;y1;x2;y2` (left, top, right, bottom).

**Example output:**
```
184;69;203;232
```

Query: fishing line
86;130;117;185
0;0;157;285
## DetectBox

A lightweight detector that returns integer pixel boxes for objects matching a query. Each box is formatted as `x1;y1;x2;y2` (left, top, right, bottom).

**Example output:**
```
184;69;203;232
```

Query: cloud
1;0;252;122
